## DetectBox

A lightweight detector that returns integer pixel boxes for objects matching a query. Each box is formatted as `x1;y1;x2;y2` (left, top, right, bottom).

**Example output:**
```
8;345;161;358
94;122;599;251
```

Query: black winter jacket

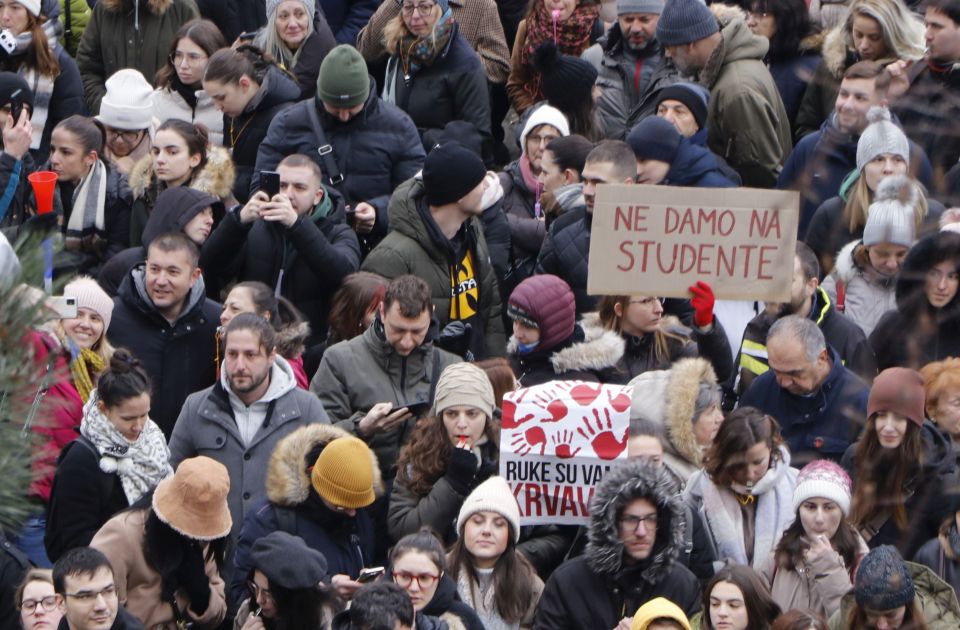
289;29;337;100
499;159;541;260
421;574;484;630
107;267;220;438
663;140;739;188
200;188;360;344
225;66;299;204
535;211;593;314
254;84;425;246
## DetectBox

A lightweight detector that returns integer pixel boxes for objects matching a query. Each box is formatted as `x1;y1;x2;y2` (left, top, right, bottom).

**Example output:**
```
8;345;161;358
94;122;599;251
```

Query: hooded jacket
508;321;624;387
310;316;461;479
827;561;960;630
75;0;200;112
820;240;898;337
98;187;225;296
841;421;959;559
108;265;220;438
663;140;739;188
892;58;960;180
254;84;425;246
583;23;678;141
230;424;381;608
200;186;360;344
741;347;869;465
914;517;960;600
794;26;864;139
362;176;506;358
700;6;792;188
533;462;702;629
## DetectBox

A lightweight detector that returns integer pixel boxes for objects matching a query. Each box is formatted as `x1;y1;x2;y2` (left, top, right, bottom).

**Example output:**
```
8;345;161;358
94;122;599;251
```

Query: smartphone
237;31;256;42
259;171;280;198
344;206;357;226
8;95;22;123
48;296;77;319
357;567;385;584
402;401;431;417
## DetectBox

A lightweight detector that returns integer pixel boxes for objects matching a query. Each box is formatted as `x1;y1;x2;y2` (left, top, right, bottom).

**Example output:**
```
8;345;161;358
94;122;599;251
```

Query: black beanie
423;142;487;206
533;41;598;112
654;83;710;131
627;116;682;163
0;72;33;113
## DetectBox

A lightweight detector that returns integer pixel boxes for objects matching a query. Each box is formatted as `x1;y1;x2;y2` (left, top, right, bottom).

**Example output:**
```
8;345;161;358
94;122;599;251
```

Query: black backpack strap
305;98;346;197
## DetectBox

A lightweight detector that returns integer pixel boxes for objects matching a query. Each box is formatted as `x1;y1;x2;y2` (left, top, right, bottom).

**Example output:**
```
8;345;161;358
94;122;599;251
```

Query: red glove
689;281;715;328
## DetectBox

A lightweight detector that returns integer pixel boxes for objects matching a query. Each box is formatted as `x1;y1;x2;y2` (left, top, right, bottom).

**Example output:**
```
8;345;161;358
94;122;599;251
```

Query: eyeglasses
619;513;658;532
247;581;274;602
64;585;117;603
19;596;57;614
105;128;144;145
392;571;440;589
170;51;207;66
400;2;435;16
527;133;560;146
628;297;663;306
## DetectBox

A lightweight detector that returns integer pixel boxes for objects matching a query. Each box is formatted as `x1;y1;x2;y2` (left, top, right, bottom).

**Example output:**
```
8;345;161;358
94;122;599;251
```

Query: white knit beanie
15;0;40;17
856;107;910;172
457;476;521;542
863;175;918;247
520;105;570;155
97;69;155;131
792;459;852;516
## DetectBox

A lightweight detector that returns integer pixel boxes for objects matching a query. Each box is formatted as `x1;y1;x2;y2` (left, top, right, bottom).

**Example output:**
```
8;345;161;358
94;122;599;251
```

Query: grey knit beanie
856;107;910;172
617;0;664;15
863;175;918;247
266;0;315;19
655;0;718;46
854;546;915;611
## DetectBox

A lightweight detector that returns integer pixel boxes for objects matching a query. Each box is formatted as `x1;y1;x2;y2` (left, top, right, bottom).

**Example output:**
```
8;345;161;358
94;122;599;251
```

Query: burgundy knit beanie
507;274;576;351
868;367;926;426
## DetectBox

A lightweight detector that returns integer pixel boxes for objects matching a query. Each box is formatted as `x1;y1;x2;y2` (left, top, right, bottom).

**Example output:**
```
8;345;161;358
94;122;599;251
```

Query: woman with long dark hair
90;456;230;629
699;565;781;630
842;367;956;559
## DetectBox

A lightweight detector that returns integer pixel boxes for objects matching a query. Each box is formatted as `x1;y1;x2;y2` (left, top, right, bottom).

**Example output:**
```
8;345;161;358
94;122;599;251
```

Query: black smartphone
238;31;256;42
8;99;22;124
357;567;385;584
403;401;431;417
344;206;357;226
259;171;280;198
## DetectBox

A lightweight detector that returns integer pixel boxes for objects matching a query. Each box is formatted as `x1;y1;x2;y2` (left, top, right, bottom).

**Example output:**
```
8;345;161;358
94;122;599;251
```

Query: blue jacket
740;347;869;465
320;0;379;45
665;140;739;188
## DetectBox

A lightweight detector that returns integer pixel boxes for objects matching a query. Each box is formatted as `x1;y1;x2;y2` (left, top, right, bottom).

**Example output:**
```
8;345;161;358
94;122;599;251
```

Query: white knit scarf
455;567;517;630
79;392;173;504
19;66;56;150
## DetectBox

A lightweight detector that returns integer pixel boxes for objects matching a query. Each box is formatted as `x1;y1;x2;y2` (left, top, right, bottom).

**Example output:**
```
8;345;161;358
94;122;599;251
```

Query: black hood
141;186;224;246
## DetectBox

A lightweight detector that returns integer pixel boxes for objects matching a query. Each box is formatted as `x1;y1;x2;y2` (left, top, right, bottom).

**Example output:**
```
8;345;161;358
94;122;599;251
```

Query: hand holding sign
689;280;715;328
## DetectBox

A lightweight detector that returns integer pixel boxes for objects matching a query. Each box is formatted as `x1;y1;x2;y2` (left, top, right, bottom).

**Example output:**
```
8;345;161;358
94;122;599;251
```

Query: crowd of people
2;0;960;627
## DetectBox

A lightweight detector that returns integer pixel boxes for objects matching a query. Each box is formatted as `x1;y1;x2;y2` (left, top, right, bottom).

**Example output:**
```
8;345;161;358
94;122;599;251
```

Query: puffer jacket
700;6;792;188
841;421;958;559
663;139;739;188
224;65;299;204
508;323;623;387
200;186;360;344
383;24;491;153
821;240;898;337
498;159;541;261
60;0;91;57
127;145;236;248
310;316;461;478
760;533;869;620
768;37;821;132
254;84;425;245
914;520;960;600
98;186;225;297
76;0;200;112
361;177;506;358
533;462;702;629
582;23;678;141
230;424;382;607
828;561;960;629
152;83;224;147
535;211;593;314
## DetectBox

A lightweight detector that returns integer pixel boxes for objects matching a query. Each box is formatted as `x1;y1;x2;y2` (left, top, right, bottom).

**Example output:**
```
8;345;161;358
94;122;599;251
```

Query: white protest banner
587;184;799;301
499;381;632;525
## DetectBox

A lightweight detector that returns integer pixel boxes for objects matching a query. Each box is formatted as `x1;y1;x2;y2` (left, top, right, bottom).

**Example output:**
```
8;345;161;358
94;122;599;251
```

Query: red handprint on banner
577;408;628;460
570;383;603;406
501;387;537;429
551;430;581;459
532;391;569;423
510;426;547;455
607;388;631;413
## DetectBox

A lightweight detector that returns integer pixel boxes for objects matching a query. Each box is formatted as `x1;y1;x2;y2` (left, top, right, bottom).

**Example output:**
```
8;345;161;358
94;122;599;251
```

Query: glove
688;280;715;328
436;321;473;359
444;447;478;495
175;541;211;616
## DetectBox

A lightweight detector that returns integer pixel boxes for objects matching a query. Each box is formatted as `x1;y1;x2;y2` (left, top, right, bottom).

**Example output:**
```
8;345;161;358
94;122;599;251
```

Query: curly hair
703;407;785;488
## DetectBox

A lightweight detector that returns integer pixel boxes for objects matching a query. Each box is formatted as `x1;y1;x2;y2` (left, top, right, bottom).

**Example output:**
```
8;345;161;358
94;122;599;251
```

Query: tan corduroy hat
310;437;376;509
152;456;232;540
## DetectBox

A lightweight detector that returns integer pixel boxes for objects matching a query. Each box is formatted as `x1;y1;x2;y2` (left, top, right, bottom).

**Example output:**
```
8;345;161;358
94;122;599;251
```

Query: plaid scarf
397;10;456;80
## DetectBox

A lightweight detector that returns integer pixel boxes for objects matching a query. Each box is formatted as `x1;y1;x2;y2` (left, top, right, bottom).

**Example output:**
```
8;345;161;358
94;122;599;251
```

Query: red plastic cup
28;171;58;215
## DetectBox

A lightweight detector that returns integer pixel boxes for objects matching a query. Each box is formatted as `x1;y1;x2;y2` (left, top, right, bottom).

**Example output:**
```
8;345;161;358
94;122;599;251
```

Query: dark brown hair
55;115;106;157
383;275;432;319
327;272;387;344
850;415;923;531
843;60;893;96
774;508;862;573
847;599;926;629
97;348;152;407
155;119;209;172
703;407;785;488
203;44;275;86
156;19;227;88
474;358;516;409
771;609;828;630
390;529;446;573
395;414;498;496
148;231;200;268
702;566;781;630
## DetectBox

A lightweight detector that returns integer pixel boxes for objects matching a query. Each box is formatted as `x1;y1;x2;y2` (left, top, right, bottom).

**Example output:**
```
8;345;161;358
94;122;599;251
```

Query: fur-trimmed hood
275;320;311;360
549;323;625;374
129;145;236;201
585;459;686;580
101;0;173;15
820;25;854;80
266;424;385;506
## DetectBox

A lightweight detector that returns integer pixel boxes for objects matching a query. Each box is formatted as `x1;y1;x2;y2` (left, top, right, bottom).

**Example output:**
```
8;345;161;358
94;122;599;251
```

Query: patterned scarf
520;2;599;99
69;346;106;403
64;159;108;254
80;393;173;505
397;10;456;80
20;66;56;151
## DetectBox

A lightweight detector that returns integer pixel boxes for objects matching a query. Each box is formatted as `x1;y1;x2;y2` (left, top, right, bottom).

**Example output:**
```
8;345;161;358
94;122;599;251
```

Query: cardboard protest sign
587;185;799;301
500;381;632;525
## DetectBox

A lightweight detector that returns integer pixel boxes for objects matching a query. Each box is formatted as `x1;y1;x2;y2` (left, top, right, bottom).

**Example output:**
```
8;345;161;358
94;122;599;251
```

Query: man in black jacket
108;233;220;438
201;154;360;345
534;460;701;629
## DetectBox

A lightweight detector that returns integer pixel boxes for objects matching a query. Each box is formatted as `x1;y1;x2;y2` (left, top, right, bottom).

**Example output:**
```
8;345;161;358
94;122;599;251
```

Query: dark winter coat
663;140;739;188
535;211;594;314
225;66;299;204
254;85;425;244
231;424;381;607
0;150;39;234
740;347;869;466
75;0;200;112
44;436;129;562
0;531;29;630
107;266;220;438
498;159;542;261
768;43;821;132
362;177;506;358
582;24;678;140
508;323;623;387
421;574;484;630
318;0;379;44
56;607;145;630
98;186;225;296
780;113;934;237
914;521;960;601
794;28;859;140
200;188;360;344
841;421;958;559
286;29;337;101
384;25;491;152
533;462;702;629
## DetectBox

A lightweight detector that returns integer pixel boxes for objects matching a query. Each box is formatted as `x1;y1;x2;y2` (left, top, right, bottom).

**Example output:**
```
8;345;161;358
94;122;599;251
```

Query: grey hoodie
222;355;297;446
